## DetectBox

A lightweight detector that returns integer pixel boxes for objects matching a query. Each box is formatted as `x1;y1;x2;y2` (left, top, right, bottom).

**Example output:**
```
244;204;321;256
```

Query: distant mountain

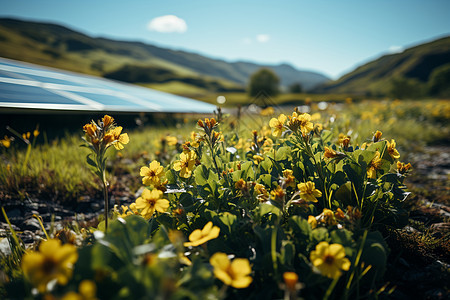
0;18;330;94
314;36;450;96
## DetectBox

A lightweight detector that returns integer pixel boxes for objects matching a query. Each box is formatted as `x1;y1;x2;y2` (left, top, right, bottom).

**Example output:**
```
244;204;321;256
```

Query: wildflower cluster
3;110;415;300
82;115;129;232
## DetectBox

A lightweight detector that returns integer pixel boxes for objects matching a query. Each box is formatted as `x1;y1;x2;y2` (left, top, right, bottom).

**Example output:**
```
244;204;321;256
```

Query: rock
0;238;11;256
23;218;42;231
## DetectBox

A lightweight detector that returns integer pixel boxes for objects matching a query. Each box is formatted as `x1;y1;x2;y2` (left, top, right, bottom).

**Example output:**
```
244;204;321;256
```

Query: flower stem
102;177;109;233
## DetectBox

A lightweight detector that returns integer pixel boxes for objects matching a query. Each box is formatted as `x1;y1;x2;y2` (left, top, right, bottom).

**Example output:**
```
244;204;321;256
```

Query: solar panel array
0;57;216;113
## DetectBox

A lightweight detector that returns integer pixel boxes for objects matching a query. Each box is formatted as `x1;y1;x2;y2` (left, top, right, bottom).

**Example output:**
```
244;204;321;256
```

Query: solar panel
0;57;216;113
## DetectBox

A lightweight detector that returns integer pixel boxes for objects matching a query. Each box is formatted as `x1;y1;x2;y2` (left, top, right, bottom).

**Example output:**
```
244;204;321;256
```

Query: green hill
314;36;450;97
0;18;329;95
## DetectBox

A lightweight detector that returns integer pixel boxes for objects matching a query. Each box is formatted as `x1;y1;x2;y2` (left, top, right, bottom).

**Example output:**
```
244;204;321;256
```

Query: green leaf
193;165;209;186
258;203;282;218
257;174;273;187
275;146;291;161
289;216;311;240
86;153;97;168
311;227;330;244
330;229;354;250
218;212;237;235
335;182;353;206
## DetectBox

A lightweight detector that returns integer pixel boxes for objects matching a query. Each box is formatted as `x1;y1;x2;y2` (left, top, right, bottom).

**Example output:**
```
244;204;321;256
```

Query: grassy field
1;99;448;202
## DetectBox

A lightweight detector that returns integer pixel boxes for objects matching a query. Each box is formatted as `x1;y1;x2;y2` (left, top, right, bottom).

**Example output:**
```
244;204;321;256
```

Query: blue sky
1;0;449;79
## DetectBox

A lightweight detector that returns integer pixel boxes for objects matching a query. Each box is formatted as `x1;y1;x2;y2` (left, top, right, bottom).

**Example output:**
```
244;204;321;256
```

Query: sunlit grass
1;99;448;202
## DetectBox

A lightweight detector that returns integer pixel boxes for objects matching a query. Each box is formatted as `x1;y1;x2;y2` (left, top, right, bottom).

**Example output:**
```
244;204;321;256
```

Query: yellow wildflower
311;112;321;121
308;215;318;229
282;169;296;188
190;131;203;147
102;115;114;128
373;130;383;142
140;160;165;186
321;208;337;226
283;272;299;292
310;242;351;279
260;106;275;116
62;280;97;300
367;151;382;179
324;146;338;159
22;132;31;140
21;239;78;293
173;150;197;178
386;139;400;159
1;135;11;148
184;221;220;247
397;161;412;174
135;189;169;219
166;136;178;146
83;123;97;139
297;113;314;136
253;154;264;165
298;181;322;202
254;183;269;202
269;114;287;137
210;252;252;289
107;126;129;150
271;186;286;201
235;178;247;190
33;129;40;137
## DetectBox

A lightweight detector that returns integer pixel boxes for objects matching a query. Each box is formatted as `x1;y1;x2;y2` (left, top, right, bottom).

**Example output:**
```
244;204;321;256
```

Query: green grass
1;99;448;202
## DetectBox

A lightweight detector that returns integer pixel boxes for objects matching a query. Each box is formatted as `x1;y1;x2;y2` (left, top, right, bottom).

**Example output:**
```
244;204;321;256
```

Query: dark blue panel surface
0;82;82;105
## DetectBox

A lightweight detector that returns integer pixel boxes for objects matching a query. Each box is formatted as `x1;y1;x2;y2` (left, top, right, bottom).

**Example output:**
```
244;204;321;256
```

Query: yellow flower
1;135;11;148
235;178;247;190
253;154;264;165
397;161;412;174
260;106;275;116
297;113;314;136
62;279;97;300
386;139;400;159
105;126;129;150
373;130;383;142
367;151;382;179
21;239;78;293
210;252;252;289
283;272;299;291
269;114;287;137
184;221;220;247
135;189;169;219
298;181;322;202
323;146;338;159
271;186;286;201
166;136;178;146
308;215;318;229
102;115;114;128
33;129;40;137
173;150;197;178
140;160;165;186
190;131;203;148
282;169;296;188
321;208;337;226
83;123;97;139
310;242;351;279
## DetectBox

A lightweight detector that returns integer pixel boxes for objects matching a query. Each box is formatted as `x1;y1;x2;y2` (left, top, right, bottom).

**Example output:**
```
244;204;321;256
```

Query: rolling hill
0;17;330;95
314;36;450;96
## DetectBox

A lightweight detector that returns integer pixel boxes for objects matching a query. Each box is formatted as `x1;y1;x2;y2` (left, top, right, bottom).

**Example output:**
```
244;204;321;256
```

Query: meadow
0;98;449;299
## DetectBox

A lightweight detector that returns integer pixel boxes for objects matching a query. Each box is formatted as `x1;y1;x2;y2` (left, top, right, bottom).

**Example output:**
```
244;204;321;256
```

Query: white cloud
147;15;187;33
256;34;270;43
388;45;404;53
